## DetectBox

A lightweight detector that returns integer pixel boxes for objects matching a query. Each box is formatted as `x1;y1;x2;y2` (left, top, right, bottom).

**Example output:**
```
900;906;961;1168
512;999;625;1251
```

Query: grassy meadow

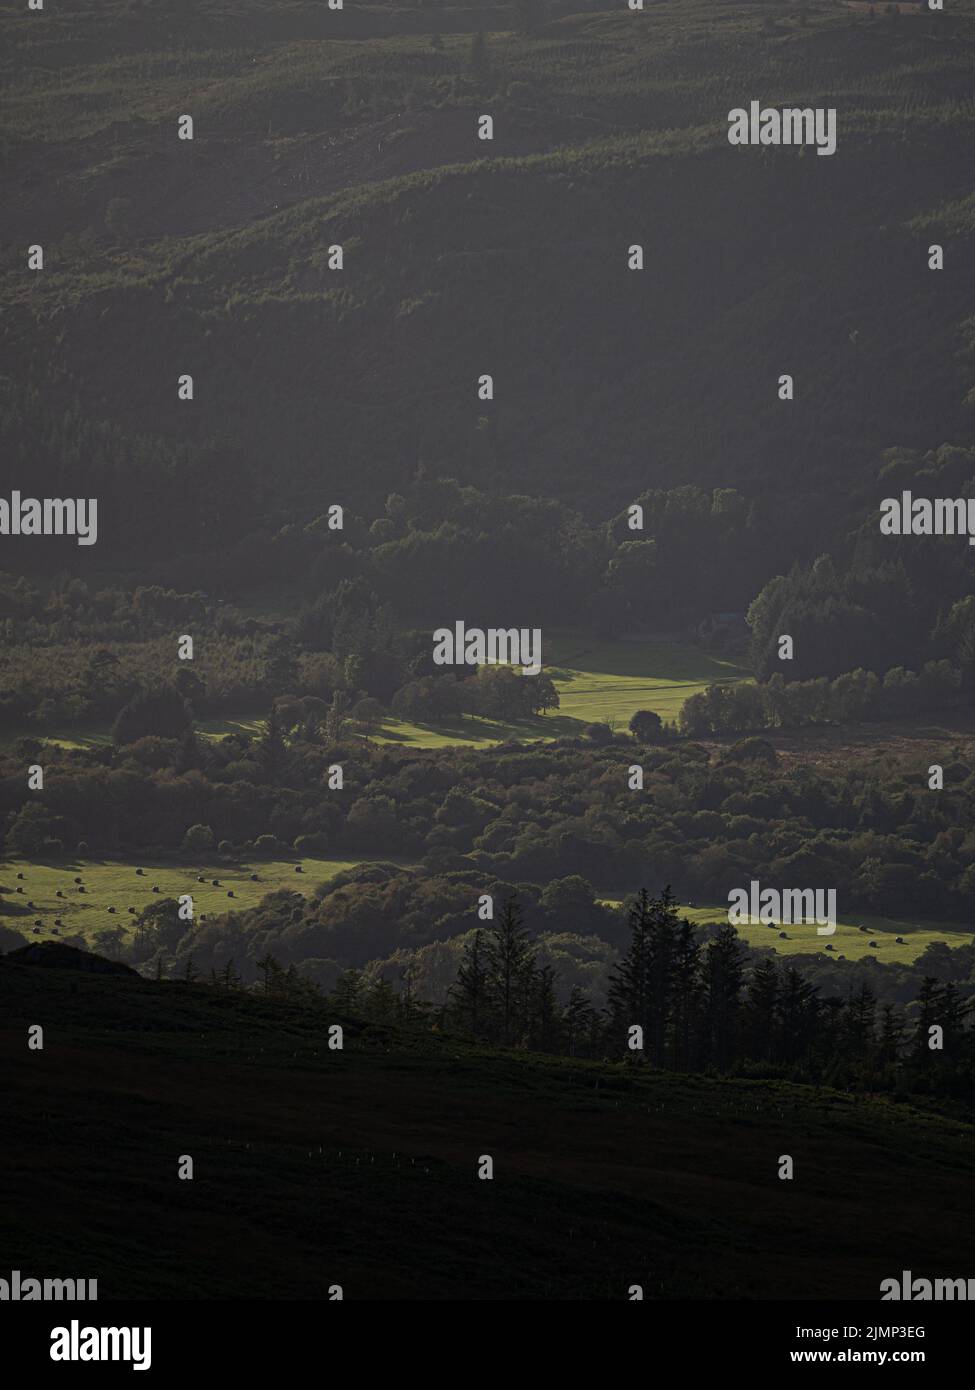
598;898;975;965
375;632;750;746
0;855;370;948
5;853;973;969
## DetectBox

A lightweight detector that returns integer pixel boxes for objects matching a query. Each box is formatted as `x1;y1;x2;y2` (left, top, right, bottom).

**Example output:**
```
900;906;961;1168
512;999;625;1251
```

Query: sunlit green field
599;898;975;964
374;632;750;746
0;855;371;947
547;633;751;725
7;634;747;752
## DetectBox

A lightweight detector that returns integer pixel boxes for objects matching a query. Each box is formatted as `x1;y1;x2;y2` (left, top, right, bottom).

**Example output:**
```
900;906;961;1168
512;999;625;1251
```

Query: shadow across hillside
3;951;974;1300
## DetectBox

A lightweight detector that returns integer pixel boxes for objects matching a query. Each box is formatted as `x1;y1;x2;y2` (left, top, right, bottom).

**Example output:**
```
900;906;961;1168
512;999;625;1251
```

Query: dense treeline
600;889;975;1099
681;662;963;736
0;475;763;726
748;447;975;684
6;722;975;939
111;886;975;1104
6;448;975;735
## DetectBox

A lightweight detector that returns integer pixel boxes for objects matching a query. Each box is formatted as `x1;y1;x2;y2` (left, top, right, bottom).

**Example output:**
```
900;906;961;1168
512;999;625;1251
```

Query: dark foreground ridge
3;950;973;1300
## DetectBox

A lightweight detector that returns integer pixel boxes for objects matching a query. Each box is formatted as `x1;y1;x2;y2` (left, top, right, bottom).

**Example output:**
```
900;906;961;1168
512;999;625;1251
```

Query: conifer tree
485;896;535;1046
563;985;594;1057
452;928;490;1039
256;950;285;996
669;918;702;1071
607;888;654;1049
528;963;561;1052
646;887;681;1065
776;967;820;1068
844;982;877;1055
877;1003;904;1065
702;923;744;1069
743;958;779;1061
913;976;942;1062
332;966;365;1014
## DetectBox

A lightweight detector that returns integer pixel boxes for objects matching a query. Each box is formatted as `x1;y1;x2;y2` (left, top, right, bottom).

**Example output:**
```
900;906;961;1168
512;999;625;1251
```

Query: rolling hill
3;947;974;1299
2;1;974;578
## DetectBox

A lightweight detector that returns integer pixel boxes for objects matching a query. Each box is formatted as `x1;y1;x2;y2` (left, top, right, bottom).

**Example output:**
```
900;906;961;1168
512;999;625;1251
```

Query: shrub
182;823;216;854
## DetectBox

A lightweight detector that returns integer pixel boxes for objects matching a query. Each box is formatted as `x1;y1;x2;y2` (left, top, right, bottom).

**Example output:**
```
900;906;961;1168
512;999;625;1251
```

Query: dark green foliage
112;684;192;745
629;709;663;742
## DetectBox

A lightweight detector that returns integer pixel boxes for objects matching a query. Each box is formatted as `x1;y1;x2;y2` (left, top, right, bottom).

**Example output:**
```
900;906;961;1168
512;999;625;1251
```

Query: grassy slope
0;855;374;947
2;955;974;1299
3;854;972;966
375;632;753;743
632;902;975;966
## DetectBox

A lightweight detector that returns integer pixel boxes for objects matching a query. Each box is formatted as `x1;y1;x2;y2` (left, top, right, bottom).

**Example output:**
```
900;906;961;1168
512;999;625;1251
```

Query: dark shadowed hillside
2;1;973;573
3;951;974;1299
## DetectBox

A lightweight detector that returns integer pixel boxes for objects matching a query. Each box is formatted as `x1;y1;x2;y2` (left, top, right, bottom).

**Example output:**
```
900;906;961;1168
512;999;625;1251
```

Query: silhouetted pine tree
332;967;364;1014
669;918;702;1072
448;929;490;1038
913;976;943;1062
646;888;681;1065
776;967;821;1069
844;982;877;1054
485;896;535;1046
937;981;972;1057
877;1003;905;1065
528;963;562;1052
702;924;744;1069
743;958;779;1062
256;950;284;995
607;888;654;1051
563;985;595;1057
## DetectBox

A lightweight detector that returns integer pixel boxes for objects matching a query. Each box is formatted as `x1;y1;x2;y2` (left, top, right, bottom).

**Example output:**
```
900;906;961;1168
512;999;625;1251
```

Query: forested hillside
2;0;973;584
